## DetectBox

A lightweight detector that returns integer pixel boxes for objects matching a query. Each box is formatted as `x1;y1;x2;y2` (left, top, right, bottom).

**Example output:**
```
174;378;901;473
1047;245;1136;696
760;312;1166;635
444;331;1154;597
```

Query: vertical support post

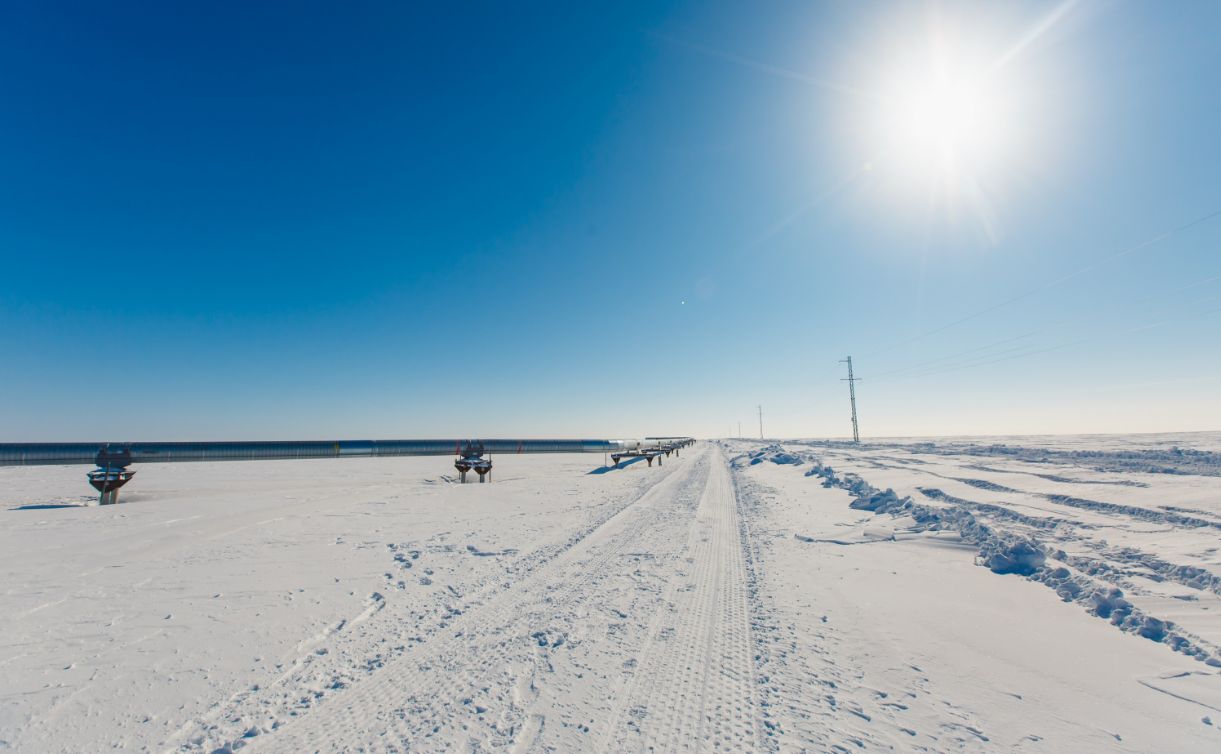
841;356;861;443
758;405;763;440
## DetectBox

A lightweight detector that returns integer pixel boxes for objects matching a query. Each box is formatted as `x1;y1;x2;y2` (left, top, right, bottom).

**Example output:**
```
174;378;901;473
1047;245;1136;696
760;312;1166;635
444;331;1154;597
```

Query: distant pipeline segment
0;437;694;503
0;439;634;466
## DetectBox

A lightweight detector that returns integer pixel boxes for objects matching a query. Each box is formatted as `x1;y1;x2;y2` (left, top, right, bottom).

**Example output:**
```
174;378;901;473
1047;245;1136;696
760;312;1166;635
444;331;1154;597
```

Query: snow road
246;446;756;753
1;437;1219;752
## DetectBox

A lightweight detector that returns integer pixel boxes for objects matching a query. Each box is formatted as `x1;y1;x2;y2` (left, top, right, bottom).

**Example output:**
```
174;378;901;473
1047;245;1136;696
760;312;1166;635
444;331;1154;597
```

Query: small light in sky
681;300;686;305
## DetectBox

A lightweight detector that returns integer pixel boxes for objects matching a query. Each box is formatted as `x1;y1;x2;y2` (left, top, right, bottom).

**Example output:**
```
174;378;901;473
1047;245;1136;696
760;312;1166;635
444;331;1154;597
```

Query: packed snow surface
2;435;1219;752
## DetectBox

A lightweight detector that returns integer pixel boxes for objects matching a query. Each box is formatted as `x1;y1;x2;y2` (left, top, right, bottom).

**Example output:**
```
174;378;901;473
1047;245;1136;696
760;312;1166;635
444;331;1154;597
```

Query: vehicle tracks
244;448;712;753
602;446;759;752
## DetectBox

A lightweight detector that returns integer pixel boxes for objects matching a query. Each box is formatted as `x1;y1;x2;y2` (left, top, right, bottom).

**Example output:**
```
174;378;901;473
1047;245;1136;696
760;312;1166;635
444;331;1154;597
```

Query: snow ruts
249;453;703;752
601;446;759;752
171;458;693;752
234;444;760;753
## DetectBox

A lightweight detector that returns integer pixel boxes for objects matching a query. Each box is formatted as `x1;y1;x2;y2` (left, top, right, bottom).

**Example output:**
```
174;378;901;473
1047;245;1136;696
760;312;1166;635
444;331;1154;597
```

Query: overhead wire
874;290;1221;383
861;207;1221;361
870;270;1221;381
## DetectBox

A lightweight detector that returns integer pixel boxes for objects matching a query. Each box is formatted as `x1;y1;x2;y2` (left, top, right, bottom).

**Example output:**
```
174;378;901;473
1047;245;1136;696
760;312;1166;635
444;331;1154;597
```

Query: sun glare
876;45;1010;188
852;10;1036;241
892;75;996;164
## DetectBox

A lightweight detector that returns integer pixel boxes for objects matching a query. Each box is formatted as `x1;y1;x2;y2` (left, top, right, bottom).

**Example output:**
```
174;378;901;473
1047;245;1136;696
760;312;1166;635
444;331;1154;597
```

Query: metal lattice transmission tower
840;356;861;443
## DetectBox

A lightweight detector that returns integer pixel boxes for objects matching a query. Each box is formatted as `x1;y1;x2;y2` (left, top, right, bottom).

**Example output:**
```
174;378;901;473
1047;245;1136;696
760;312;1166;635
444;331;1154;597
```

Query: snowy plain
1;435;1219;752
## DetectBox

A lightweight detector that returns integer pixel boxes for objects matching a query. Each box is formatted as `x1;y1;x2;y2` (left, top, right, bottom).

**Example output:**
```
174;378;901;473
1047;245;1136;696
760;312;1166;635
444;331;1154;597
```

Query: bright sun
877;54;1009;187
895;77;995;160
854;12;1035;242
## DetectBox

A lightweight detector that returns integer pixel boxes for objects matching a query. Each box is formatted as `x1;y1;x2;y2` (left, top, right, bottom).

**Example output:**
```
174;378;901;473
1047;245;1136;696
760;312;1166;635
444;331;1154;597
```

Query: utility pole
840;356;861;443
758;405;763;440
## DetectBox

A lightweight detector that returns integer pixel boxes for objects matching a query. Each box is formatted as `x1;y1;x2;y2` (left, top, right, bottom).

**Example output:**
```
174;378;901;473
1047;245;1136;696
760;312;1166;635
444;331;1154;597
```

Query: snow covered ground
1;436;1218;752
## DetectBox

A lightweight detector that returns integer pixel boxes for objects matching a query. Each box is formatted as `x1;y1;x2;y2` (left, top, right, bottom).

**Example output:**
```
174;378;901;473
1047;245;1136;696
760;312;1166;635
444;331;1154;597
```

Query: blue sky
2;0;1218;440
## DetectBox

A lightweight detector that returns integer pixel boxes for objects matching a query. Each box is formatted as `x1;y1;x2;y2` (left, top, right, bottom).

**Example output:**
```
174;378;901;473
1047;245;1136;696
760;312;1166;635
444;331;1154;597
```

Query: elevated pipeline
0;439;632;467
0;437;693;502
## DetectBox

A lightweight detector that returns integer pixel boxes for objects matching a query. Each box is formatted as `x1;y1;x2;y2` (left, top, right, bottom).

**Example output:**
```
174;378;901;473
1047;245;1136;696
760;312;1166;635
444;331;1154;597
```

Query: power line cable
868;329;1040;379
874;292;1221;383
871;270;1221;381
863;207;1221;360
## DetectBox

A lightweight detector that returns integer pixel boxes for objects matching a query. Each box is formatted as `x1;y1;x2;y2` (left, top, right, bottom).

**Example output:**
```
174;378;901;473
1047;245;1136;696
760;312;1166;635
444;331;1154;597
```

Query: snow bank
803;465;1047;576
794;438;1221;477
979;538;1046;576
773;444;1221;667
736;444;804;468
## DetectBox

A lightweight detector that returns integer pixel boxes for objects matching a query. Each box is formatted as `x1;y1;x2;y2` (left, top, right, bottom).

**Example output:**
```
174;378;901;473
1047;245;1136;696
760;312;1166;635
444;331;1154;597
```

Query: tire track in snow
603;446;759;752
244;447;710;753
171;454;687;752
